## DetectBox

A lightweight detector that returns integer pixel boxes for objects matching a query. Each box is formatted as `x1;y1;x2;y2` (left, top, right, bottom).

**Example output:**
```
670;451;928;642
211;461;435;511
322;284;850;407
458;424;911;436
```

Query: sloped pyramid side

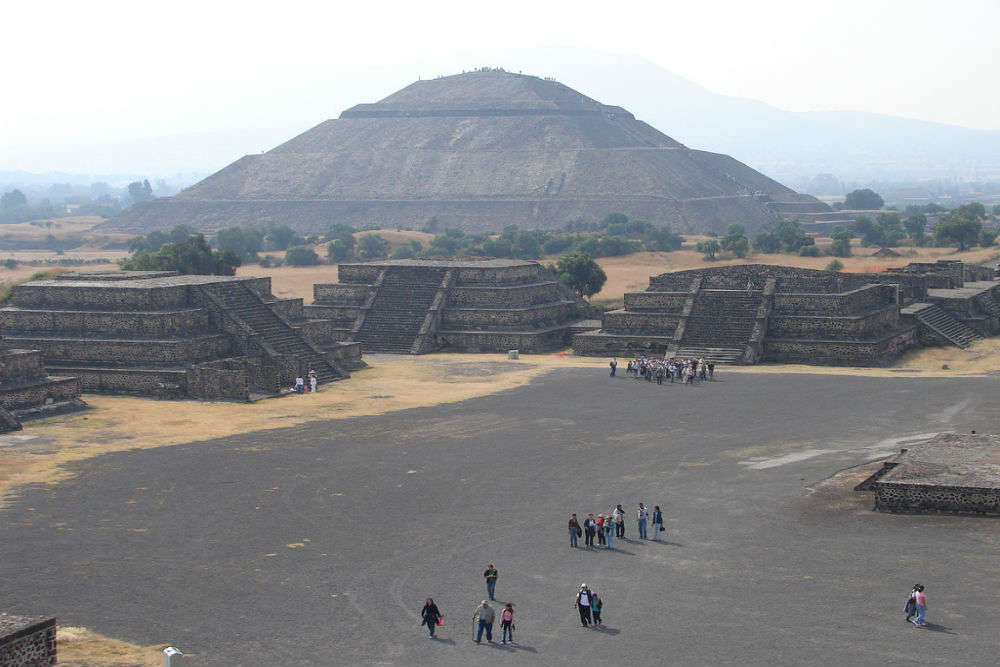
109;70;826;234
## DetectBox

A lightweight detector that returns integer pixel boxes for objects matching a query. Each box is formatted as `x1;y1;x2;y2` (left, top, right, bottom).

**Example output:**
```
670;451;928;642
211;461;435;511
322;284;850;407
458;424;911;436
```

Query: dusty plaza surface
3;360;1000;665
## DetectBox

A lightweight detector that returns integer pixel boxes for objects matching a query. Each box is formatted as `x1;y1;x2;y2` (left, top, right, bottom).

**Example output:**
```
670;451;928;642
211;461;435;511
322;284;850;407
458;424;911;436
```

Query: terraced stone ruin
107;69;826;236
0;271;363;400
306;259;595;353
573;261;999;365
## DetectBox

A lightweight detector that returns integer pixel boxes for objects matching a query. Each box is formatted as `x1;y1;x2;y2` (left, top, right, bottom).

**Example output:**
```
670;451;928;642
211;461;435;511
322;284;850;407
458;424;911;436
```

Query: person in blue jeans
568;513;581;547
636;503;648;539
483;564;498;601
651;505;663;540
473;601;495;643
421;598;442;638
605;517;614;549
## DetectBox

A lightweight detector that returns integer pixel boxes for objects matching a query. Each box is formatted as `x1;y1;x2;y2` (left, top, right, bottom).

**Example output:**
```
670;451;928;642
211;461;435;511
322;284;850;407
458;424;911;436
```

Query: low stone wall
436;327;570;352
767;305;897;340
269;298;304;320
302;304;360;325
601;309;681;335
453;264;541;285
65;367;188;396
0;376;82;412
15;334;233;365
11;283;191;310
448;282;561;307
622;291;687;311
0;350;48;384
0;616;56;666
762;327;917;366
772;284;895;316
874;482;1000;514
186;358;250;401
328;341;364;369
572;331;672;357
648;265;873;293
0;308;210;338
441;301;578;330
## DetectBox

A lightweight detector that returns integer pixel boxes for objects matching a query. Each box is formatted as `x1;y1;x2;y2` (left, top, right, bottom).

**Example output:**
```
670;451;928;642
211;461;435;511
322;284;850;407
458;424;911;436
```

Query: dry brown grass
56;626;163;667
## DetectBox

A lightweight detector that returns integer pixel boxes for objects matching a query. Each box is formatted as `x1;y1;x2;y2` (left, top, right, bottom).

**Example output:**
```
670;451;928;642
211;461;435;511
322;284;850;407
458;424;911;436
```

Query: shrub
825;259;844;272
284;246;321;266
798;245;821;257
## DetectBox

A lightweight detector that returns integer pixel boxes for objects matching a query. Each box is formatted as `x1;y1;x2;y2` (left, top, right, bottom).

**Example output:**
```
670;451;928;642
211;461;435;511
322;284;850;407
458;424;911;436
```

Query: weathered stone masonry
0;615;56;667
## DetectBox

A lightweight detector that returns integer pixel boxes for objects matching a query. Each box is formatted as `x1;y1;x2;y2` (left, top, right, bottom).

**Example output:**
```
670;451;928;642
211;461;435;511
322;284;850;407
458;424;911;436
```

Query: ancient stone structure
574;261;1000;365
107;70;826;236
0;615;56;666
0;271;363;400
0;338;85;433
868;433;1000;515
307;259;594;353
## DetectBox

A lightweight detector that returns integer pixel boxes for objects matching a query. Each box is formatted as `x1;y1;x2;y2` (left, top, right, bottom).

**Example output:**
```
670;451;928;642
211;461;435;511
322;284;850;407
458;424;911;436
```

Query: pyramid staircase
200;282;345;383
355;268;446;353
674;290;763;363
912;303;983;349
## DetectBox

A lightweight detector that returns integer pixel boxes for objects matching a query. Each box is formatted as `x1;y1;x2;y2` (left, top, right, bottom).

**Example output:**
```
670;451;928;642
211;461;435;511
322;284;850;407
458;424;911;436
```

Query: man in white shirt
637;503;648;539
575;584;593;626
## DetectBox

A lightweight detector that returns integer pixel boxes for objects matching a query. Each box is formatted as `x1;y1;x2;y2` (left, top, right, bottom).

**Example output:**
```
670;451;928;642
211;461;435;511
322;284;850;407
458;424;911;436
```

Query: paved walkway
2;370;999;665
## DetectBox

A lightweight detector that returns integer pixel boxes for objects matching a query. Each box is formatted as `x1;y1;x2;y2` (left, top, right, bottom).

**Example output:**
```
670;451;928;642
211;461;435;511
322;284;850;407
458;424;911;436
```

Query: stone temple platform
574;261;1000;365
871;433;1000;514
0;271;363;400
0;614;56;666
306;259;595;353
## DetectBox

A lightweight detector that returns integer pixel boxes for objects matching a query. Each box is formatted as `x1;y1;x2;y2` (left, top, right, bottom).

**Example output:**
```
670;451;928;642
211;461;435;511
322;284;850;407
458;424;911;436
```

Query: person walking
613;504;626;538
636;503;648;539
651;505;664;540
604;515;614;550
473;600;495;643
596;514;606;546
575;584;593;627
500;603;515;644
568;513;581;548
584;513;597;548
912;585;928;627
610;358;617;377
483;564;498;601
707;361;715;380
421;598;443;638
591;592;603;625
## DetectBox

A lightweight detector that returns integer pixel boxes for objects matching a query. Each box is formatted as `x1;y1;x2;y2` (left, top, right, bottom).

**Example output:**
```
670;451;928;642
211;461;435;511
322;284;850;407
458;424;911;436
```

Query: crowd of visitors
610;357;714;384
568;502;665;550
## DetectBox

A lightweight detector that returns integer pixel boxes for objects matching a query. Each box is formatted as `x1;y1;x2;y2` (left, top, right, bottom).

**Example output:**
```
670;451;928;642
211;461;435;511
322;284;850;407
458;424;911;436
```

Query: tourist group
568;503;664;550
610;357;715;385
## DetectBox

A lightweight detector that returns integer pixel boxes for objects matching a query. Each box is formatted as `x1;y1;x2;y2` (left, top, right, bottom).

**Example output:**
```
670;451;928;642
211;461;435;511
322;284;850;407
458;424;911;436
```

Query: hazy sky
3;0;997;177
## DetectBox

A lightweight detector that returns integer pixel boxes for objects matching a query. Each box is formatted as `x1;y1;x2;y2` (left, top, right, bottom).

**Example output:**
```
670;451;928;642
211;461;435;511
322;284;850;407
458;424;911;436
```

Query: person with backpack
568;513;581;548
421;598;443;638
583;513;597;548
473;600;495;643
651;505;664;540
575;584;593;627
591;592;603;625
483;564;498;601
613;504;626;538
500;603;515;644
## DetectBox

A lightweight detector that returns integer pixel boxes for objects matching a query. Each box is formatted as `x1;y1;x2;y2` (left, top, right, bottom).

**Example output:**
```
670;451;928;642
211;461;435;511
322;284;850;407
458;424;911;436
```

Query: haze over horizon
2;0;998;182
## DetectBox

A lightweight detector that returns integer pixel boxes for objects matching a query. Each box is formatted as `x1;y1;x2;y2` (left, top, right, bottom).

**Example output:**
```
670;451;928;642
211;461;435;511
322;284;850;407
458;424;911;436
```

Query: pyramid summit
109;69;826;234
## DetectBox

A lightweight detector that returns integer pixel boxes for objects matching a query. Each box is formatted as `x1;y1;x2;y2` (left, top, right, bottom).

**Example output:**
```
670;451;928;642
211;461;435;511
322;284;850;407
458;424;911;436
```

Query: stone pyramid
110;69;826;234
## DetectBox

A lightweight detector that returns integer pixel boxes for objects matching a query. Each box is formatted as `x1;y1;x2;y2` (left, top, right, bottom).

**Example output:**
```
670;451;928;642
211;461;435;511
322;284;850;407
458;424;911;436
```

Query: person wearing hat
575;584;593;627
472;600;495;643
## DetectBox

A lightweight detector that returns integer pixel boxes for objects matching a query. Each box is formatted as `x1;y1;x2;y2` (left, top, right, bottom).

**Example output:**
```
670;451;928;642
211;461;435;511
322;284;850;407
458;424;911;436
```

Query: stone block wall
772;284;896;316
436;327;570;353
622;292;687;311
0;617;56;667
767;305;898;340
441;302;577;330
18;335;232;365
0;350;48;384
11;283;191;310
0;376;82;411
874;482;1000;514
572;331;672;357
602;309;681;335
762;327;917;366
0;308;210;338
313;284;371;305
448;283;561;307
186;358;251;401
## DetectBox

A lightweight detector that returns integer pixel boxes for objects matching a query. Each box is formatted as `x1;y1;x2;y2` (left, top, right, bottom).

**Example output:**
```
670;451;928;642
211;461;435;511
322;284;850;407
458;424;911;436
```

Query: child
591;593;603;625
500;603;514;644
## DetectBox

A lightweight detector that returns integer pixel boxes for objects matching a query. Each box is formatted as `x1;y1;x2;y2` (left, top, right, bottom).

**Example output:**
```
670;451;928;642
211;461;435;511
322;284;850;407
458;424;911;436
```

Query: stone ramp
200;282;345;383
355;268;445;353
908;303;983;348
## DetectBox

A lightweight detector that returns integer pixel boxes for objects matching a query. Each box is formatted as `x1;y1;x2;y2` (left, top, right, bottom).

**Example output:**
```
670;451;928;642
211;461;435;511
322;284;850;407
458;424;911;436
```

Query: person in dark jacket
568;513;581;547
591;592;603;625
583;513;597;548
421;598;442;638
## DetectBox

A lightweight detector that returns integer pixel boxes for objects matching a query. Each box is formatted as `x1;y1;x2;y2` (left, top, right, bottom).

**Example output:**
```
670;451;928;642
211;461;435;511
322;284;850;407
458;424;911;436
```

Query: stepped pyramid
109;69;826;234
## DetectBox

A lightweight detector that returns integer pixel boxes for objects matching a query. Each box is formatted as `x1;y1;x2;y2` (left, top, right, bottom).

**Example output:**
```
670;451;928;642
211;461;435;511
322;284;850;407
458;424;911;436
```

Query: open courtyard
1;360;999;665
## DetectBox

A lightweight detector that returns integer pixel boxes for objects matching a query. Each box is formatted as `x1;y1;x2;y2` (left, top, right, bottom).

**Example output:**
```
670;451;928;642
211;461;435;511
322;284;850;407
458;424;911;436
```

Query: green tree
215;226;264;261
829;227;854;257
772;220;811;253
127;179;154;203
798;244;821;257
980;231;997;247
552;251;606;298
266;225;298;250
600;212;628;228
284;245;321;266
358;233;389;259
121;234;239;275
752;232;781;254
992;204;1000;216
844;188;884;210
696;239;720;260
876;213;905;246
904;214;927;243
721;223;749;258
0;189;27;209
825;259;844;272
935;209;983;251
